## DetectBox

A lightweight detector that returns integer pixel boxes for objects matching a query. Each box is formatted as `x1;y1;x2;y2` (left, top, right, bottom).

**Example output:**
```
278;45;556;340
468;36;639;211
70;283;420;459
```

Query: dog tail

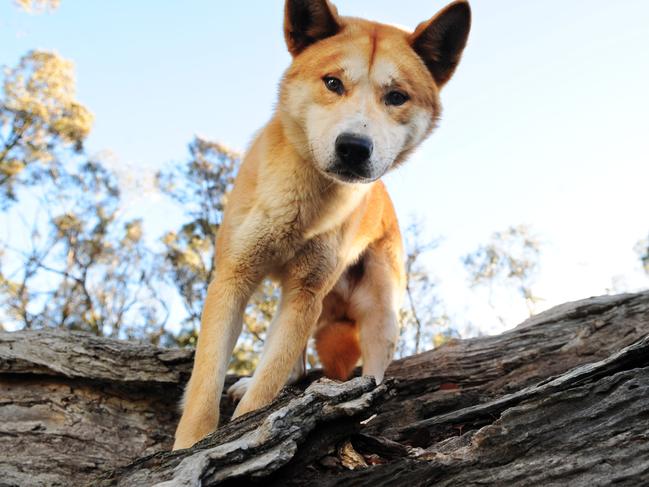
315;320;361;381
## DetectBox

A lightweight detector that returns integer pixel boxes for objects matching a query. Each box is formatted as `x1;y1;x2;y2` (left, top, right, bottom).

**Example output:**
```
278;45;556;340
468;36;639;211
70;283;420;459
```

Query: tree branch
1;291;648;486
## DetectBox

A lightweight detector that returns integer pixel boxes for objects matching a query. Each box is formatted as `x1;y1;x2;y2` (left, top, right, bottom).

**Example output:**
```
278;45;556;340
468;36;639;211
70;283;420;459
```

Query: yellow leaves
1;50;93;202
3;50;94;148
192;136;241;164
162;231;177;246
0;159;25;177
54;213;82;236
0;273;20;296
230;342;260;375
14;0;60;14
180;250;203;270
189;235;211;253
433;332;452;348
123;220;143;244
49;101;93;144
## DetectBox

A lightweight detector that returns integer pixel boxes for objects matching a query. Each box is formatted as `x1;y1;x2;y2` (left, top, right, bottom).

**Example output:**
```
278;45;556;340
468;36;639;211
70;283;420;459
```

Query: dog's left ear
284;0;341;57
409;1;471;87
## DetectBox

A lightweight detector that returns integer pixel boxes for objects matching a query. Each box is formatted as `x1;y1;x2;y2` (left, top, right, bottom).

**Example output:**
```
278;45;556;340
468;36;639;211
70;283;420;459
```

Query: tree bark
1;291;648;486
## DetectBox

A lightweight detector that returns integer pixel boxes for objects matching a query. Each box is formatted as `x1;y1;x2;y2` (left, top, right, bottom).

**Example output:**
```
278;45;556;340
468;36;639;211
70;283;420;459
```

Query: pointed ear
409;1;471;87
284;0;341;57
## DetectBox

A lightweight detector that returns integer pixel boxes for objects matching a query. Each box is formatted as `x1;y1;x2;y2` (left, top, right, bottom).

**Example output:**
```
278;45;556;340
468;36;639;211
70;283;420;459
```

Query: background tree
157;138;278;372
1;50;92;206
0;51;166;340
14;0;60;13
0;48;456;366
157;137;238;334
0;42;552;369
0;160;168;339
397;220;455;358
463;224;542;324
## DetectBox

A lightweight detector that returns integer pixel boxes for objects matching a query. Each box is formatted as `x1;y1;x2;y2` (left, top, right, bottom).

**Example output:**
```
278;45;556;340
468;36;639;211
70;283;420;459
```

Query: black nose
335;134;373;166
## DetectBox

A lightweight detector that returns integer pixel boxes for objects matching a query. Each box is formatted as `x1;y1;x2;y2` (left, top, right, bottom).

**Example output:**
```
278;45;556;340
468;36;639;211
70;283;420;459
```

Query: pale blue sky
2;1;648;334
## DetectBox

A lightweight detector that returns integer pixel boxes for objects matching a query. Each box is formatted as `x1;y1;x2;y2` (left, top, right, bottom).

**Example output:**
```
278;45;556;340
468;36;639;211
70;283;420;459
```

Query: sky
1;1;648;335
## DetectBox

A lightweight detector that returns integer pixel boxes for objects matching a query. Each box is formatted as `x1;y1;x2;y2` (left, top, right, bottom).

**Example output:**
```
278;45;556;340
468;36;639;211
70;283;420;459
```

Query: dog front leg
350;249;401;385
227;299;307;402
227;348;306;402
173;271;259;450
358;308;399;384
232;238;340;418
232;288;322;418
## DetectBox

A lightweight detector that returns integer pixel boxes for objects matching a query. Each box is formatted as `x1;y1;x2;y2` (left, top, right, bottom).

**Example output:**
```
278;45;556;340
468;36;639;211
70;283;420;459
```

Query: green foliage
463;224;542;318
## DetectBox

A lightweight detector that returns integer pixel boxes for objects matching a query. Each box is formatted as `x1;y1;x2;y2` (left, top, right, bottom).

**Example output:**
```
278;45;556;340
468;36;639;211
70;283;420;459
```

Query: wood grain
1;291;647;486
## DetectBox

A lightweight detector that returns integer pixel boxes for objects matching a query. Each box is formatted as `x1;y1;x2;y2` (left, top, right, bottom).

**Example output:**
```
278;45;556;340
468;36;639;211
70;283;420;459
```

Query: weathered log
1;291;648;486
0;330;192;486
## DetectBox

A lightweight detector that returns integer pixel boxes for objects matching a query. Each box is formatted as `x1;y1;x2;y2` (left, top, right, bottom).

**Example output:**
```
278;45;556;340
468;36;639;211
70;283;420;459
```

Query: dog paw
227;377;251;402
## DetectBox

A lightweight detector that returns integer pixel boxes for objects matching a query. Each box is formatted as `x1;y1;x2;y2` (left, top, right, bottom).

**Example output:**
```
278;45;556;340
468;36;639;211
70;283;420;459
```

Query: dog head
279;0;471;184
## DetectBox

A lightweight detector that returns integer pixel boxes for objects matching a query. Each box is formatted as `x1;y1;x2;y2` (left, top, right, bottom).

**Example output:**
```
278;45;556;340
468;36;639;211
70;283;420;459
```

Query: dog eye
385;91;409;106
323;76;344;95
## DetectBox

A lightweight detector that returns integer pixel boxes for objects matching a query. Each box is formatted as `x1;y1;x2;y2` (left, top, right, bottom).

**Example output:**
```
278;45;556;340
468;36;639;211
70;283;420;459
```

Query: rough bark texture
1;291;648;486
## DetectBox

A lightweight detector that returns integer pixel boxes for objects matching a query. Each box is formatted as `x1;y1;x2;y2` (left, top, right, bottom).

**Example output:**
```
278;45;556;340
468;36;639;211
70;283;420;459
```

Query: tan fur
315;320;360;381
173;0;470;450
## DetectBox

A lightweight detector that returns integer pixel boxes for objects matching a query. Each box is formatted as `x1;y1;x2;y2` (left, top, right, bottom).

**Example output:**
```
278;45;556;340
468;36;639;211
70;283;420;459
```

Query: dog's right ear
284;0;341;57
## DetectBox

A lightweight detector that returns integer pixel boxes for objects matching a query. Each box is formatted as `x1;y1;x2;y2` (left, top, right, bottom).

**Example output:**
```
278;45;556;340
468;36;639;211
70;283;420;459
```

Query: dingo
174;0;470;449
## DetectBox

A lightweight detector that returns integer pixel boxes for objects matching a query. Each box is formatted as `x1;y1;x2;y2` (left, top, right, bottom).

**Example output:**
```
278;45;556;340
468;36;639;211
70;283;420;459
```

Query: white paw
227;377;252;402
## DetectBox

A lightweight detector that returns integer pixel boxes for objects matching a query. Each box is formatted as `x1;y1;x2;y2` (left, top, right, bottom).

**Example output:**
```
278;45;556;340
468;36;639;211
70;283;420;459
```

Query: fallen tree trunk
1;291;648;486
